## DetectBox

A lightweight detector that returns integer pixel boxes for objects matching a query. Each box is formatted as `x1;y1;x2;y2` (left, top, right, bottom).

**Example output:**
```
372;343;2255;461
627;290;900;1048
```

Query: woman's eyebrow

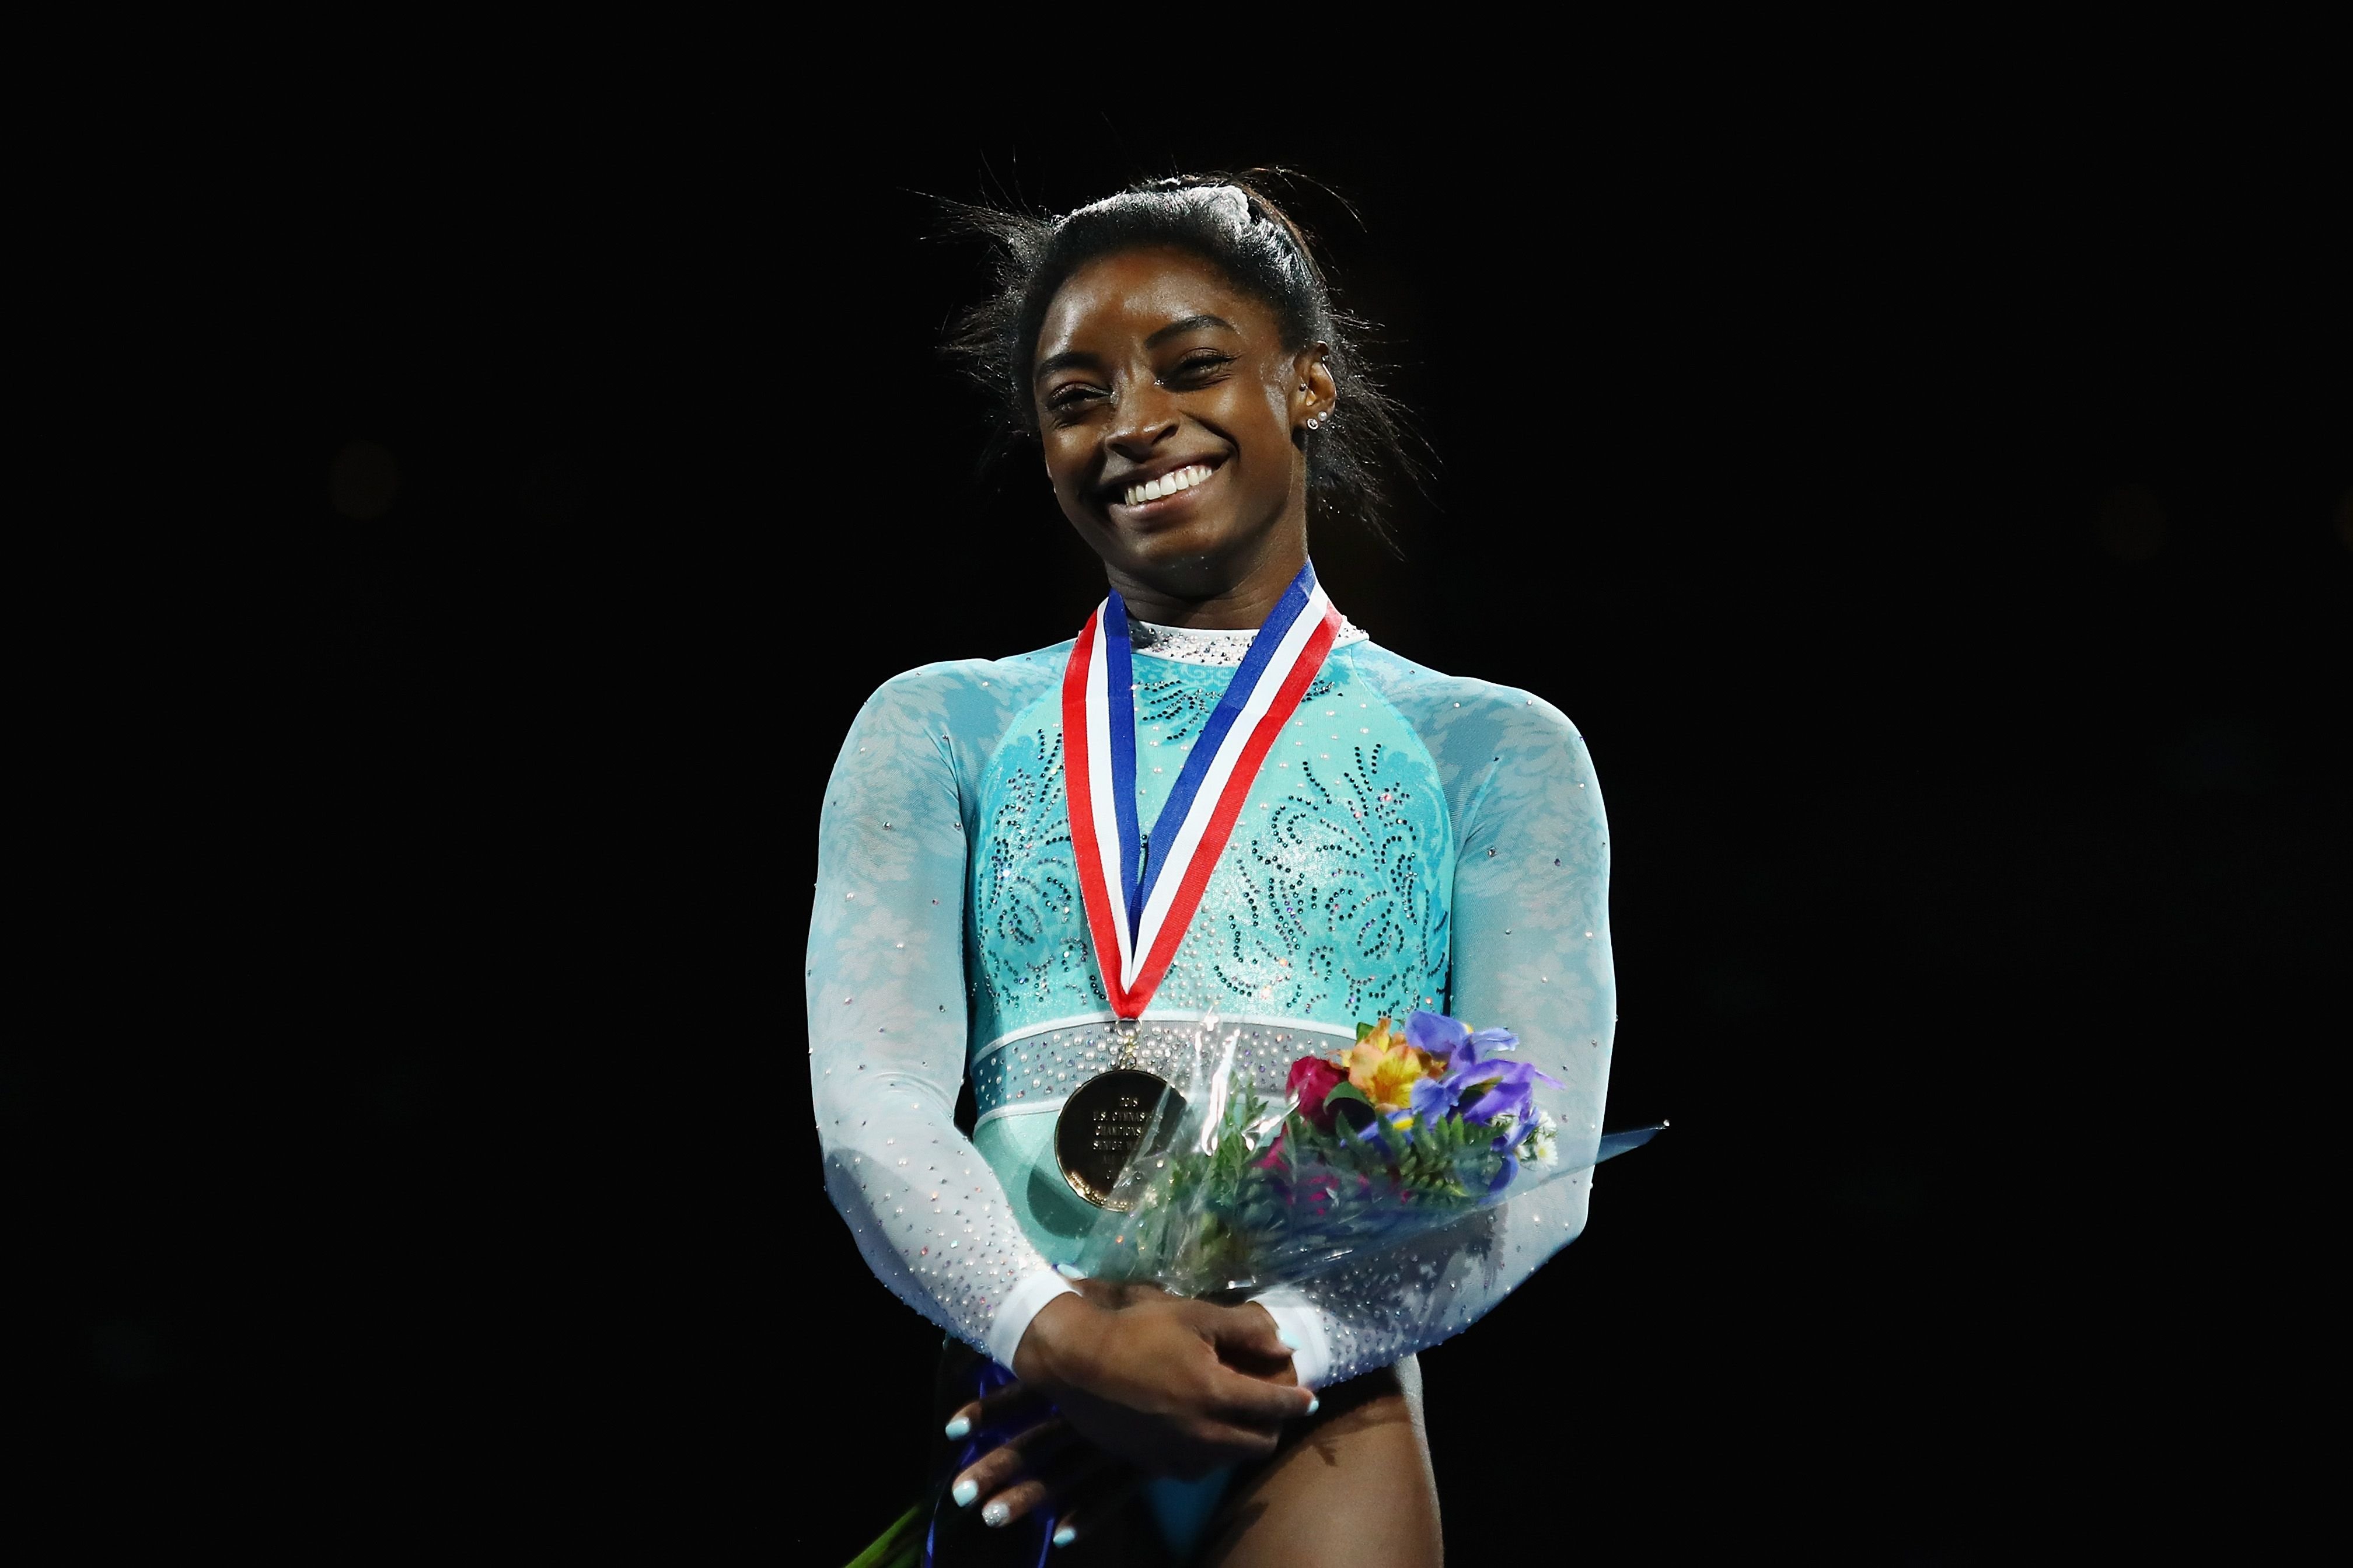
1144;313;1237;347
1033;348;1101;383
1033;315;1239;385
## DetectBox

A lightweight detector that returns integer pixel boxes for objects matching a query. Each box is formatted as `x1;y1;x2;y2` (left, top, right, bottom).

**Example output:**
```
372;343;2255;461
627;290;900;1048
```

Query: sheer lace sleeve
807;668;1076;1366
1263;682;1616;1386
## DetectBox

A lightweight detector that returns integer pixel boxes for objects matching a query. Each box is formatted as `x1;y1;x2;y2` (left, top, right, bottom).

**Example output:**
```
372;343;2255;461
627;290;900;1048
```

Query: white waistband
973;1011;1357;1067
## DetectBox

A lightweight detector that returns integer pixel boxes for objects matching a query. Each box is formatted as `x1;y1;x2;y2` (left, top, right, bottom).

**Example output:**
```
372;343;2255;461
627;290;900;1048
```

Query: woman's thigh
1199;1356;1443;1568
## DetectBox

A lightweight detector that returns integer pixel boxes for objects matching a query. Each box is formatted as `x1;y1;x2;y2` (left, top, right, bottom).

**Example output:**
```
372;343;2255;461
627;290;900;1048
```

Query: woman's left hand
943;1284;1298;1543
943;1383;1137;1542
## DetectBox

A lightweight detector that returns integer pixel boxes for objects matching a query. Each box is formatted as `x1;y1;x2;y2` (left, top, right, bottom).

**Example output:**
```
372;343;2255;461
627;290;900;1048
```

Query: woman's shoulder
836;645;1077;767
1336;641;1587;749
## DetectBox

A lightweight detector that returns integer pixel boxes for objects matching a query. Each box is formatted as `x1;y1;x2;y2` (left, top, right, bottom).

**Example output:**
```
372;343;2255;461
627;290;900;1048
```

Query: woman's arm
1261;687;1617;1385
812;666;1313;1489
808;668;1079;1365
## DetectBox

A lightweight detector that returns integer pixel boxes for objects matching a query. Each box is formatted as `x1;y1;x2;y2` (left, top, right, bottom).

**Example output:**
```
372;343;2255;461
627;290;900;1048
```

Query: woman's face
1032;246;1332;599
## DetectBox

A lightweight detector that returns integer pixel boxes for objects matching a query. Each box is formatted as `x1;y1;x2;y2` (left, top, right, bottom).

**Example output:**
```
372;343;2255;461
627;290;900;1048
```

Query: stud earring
1305;413;1325;430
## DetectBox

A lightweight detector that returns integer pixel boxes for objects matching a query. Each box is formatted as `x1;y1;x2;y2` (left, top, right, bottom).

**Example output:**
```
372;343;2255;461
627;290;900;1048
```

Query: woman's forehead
1037;247;1272;353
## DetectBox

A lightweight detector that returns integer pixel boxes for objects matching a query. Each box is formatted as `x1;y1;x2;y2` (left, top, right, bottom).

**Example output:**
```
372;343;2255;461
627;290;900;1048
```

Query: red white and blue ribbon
1062;562;1342;1020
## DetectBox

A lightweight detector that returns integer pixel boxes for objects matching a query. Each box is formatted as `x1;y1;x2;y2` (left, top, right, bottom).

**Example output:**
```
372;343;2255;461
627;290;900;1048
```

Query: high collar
1129;611;1370;668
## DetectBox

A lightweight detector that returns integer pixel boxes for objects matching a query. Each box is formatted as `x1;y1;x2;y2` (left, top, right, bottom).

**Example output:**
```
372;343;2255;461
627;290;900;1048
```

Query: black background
22;88;2346;1559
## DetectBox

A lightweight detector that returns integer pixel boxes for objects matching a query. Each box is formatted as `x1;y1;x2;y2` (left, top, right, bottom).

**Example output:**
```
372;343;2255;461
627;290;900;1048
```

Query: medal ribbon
1062;562;1342;1020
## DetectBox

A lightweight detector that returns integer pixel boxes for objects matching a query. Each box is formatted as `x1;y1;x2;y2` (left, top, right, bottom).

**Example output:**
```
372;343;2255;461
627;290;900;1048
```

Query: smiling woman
811;176;1615;1567
951;179;1415;587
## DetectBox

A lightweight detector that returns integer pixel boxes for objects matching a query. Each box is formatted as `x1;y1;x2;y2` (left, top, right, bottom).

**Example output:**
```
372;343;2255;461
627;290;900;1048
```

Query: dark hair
944;172;1418;551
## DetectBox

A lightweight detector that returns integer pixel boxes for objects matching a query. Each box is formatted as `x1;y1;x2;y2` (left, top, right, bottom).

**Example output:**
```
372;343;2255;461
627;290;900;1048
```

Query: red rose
1287;1055;1347;1132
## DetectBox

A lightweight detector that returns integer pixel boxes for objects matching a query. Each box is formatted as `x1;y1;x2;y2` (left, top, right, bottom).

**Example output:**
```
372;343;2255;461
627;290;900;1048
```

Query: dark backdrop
24;96;2345;1559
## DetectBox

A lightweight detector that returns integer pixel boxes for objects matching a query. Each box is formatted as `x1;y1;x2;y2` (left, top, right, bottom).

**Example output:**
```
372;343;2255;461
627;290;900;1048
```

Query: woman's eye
1046;385;1104;415
1168;352;1236;382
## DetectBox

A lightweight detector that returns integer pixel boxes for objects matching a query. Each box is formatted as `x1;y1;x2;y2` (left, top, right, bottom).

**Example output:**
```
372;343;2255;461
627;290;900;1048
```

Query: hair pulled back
945;172;1415;550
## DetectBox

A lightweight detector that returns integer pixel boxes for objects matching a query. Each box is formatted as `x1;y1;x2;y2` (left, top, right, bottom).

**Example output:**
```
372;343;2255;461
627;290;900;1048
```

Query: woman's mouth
1121;462;1215;508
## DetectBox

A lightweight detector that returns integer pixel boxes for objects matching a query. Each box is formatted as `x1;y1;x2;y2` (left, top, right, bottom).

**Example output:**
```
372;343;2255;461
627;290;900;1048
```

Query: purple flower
1405;1010;1472;1064
1465;1027;1521;1063
1455;1057;1560;1126
1407;1009;1523;1068
1410;1073;1466;1124
1464;1079;1530;1127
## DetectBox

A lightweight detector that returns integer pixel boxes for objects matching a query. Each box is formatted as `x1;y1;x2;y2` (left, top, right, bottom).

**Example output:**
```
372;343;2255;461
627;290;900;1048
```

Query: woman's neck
1103;529;1308;631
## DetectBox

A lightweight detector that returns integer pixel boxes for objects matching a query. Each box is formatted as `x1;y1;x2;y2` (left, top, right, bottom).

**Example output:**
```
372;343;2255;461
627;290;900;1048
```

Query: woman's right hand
1010;1290;1314;1479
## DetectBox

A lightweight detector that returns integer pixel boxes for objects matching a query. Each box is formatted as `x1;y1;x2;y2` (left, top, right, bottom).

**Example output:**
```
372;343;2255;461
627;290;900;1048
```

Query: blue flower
1454;1058;1560;1126
1466;1026;1521;1063
1404;1010;1471;1065
1490;1115;1535;1154
1406;1009;1522;1070
1410;1073;1465;1124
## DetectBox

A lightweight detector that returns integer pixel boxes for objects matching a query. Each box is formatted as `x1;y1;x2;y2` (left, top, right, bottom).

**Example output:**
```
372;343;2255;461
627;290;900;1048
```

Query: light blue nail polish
1306;1396;1321;1415
943;1415;970;1440
952;1479;979;1507
982;1501;1011;1528
1277;1329;1301;1349
1053;1525;1077;1548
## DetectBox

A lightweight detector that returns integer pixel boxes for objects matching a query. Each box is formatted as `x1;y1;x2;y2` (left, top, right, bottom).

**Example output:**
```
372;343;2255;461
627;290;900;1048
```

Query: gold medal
1055;1067;1184;1210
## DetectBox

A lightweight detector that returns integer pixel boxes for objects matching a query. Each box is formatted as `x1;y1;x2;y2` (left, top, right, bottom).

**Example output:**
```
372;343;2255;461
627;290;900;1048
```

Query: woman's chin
1103;504;1268;568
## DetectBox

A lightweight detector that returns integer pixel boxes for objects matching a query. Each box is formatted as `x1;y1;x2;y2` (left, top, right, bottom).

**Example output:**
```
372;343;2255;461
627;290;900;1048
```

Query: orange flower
1340;1017;1439;1112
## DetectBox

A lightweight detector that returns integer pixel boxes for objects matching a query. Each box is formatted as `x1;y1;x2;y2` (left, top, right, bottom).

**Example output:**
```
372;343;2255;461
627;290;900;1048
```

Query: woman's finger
1199;1361;1319;1429
979;1447;1124;1531
1190;1416;1286;1466
944;1378;1055;1443
1205;1300;1298;1370
950;1415;1077;1508
1047;1468;1146;1551
977;1476;1052;1530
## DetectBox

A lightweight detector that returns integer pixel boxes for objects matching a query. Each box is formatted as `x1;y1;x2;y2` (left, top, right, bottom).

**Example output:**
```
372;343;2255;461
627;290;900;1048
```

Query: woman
811;176;1615;1565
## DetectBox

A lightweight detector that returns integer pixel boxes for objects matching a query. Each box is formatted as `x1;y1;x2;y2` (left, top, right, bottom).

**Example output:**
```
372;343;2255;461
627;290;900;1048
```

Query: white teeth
1123;464;1212;507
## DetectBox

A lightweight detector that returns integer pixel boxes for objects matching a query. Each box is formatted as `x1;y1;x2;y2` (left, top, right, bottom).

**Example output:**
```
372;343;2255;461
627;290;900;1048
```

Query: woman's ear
1291;345;1337;431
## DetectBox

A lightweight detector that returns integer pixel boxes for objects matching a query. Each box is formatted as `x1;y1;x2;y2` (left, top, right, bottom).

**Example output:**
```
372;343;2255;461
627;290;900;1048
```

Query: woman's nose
1104;382;1179;458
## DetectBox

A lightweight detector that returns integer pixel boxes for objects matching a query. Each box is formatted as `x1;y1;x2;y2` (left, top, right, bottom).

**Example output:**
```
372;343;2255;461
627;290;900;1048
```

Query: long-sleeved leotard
808;618;1614;1385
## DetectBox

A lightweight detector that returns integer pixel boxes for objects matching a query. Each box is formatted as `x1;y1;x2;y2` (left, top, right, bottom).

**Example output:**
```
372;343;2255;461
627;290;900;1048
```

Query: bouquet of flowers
1074;1009;1587;1297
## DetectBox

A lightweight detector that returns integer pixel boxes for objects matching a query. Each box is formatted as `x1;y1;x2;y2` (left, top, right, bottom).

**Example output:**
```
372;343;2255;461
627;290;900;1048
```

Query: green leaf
844;1501;925;1568
1356;1021;1377;1042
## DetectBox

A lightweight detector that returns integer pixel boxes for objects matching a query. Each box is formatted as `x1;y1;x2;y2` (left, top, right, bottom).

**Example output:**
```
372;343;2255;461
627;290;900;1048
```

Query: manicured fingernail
1306;1396;1321;1415
952;1479;979;1507
944;1415;970;1440
1277;1329;1301;1349
1053;1525;1077;1548
982;1500;1011;1528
